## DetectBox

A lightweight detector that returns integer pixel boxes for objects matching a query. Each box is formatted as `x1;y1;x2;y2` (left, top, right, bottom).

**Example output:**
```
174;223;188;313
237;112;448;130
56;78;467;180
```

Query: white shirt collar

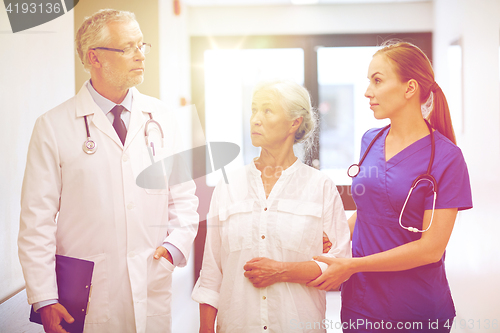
86;80;133;114
250;157;302;176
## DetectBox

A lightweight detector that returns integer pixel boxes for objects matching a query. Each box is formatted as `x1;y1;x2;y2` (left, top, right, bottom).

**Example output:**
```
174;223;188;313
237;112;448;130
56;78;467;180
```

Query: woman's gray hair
76;9;137;72
252;79;318;148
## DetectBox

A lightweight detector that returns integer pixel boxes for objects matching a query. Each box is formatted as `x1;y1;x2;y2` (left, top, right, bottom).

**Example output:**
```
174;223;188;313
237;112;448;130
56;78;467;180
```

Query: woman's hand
306;256;355;291
243;257;284;288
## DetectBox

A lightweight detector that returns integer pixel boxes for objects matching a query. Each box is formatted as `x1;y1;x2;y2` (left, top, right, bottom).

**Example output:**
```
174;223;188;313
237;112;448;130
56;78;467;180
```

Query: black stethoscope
347;120;437;233
82;113;164;161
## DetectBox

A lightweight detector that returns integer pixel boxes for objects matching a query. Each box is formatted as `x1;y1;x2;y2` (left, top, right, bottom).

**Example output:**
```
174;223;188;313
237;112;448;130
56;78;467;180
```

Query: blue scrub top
342;126;473;322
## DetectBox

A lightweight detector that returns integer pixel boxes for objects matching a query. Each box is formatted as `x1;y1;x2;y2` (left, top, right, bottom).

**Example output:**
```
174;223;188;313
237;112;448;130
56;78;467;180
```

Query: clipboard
29;254;94;333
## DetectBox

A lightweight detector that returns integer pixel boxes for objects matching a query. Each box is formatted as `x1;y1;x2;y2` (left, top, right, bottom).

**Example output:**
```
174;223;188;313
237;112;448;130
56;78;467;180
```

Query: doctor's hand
244;257;284;288
154;246;173;265
39;303;74;333
306;256;354;291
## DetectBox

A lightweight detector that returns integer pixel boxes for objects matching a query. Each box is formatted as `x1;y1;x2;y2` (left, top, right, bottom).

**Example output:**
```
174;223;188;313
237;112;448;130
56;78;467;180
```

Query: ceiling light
291;0;319;5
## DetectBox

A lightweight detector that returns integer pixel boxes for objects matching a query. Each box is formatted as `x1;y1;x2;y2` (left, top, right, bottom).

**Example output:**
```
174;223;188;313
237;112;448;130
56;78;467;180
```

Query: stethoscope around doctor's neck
82;113;164;160
347;120;438;233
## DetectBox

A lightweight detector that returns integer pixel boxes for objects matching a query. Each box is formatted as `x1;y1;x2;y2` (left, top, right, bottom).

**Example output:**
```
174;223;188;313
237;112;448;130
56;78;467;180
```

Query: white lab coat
18;82;199;333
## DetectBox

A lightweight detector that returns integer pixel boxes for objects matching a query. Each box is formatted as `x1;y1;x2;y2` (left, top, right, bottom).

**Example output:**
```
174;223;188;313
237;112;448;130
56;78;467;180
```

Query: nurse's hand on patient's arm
39;303;74;333
308;209;459;291
306;257;354;291
244;257;322;288
154;246;173;265
323;232;332;253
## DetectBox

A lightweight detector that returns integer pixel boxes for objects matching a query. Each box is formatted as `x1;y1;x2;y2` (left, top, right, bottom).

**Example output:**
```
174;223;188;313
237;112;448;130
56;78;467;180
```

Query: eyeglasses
91;43;152;57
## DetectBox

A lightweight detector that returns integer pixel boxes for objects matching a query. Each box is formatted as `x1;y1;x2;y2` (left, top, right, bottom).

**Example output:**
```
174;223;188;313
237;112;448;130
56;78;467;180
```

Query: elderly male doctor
18;9;199;333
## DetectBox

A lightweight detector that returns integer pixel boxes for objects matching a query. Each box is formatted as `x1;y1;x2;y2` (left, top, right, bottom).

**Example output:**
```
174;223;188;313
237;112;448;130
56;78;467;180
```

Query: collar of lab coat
75;80;158;149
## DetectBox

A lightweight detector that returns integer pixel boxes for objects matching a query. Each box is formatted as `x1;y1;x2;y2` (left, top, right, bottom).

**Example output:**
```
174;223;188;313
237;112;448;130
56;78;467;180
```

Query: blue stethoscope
347;120;437;233
82;113;164;161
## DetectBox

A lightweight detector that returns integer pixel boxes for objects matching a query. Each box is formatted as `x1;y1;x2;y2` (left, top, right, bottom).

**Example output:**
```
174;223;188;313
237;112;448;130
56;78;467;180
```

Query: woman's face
250;90;295;150
364;54;408;120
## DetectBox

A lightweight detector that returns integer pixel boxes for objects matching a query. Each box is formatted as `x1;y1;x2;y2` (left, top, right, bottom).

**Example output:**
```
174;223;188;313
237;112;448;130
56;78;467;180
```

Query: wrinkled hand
306;256;354;291
39;303;74;333
154;246;173;265
323;232;332;253
243;257;283;288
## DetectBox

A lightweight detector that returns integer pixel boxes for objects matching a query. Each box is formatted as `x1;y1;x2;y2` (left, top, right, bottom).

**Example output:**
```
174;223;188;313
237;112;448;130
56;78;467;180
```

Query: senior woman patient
192;80;351;333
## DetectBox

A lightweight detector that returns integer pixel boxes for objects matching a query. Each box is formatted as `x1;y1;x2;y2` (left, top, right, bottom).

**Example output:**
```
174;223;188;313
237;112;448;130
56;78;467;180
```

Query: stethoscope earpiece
348;124;392;179
347;164;361;178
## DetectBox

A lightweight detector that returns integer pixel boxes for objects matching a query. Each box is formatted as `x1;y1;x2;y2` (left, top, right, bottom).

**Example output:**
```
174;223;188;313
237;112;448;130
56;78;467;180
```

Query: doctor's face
99;20;145;91
250;90;295;150
364;54;407;120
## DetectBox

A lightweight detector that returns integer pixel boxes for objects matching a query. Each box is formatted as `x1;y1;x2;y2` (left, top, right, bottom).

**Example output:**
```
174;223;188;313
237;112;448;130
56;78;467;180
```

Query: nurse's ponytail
375;41;457;145
427;82;456;145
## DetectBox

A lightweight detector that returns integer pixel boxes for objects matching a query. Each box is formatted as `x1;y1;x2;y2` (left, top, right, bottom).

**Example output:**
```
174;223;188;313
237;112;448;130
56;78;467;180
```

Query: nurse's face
364;54;408;120
250;90;295;150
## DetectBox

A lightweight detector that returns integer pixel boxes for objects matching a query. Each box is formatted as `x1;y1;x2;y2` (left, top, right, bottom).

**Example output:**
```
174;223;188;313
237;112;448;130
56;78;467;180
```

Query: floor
0;289;44;333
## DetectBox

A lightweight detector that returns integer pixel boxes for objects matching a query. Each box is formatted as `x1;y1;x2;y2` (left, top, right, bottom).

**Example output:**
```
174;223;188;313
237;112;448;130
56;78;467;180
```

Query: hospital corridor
1;0;499;332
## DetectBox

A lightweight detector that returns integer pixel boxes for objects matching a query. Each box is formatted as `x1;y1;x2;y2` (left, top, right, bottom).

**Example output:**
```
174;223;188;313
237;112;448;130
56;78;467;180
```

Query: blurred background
1;0;499;332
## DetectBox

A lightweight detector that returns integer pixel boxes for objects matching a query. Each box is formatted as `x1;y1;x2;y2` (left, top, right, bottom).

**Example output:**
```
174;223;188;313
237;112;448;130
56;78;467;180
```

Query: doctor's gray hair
76;9;138;72
252;80;317;149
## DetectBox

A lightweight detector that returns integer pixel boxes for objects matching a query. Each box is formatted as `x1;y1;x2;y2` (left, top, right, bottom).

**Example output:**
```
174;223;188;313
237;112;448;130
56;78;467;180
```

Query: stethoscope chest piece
82;115;97;155
83;139;97;155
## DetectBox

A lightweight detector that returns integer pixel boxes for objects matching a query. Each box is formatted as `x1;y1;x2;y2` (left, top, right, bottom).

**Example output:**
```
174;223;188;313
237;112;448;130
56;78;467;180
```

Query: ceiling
183;0;430;7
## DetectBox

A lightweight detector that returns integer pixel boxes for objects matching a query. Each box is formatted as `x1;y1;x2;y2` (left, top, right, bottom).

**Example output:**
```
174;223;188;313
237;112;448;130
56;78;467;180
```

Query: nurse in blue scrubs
309;41;473;332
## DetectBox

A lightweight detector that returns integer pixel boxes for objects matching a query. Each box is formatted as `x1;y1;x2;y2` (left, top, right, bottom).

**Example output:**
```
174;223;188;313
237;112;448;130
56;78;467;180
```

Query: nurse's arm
307;208;458;290
348;211;357;240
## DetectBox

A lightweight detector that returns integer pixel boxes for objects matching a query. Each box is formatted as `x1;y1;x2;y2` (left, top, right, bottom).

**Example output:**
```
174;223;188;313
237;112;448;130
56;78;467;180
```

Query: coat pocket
147;256;174;316
83;253;110;324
